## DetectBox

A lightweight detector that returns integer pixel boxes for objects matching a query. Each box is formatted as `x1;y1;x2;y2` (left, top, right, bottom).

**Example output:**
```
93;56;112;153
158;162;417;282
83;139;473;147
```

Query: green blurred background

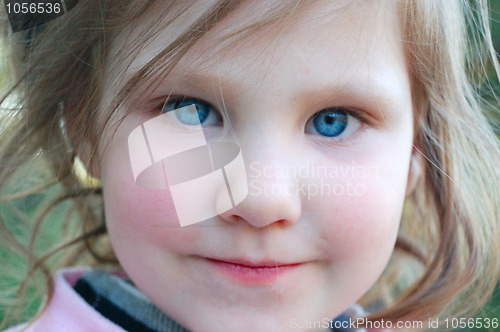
0;1;499;331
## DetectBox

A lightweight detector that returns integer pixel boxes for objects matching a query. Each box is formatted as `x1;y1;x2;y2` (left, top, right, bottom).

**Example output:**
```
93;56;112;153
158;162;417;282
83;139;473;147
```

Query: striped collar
74;268;367;332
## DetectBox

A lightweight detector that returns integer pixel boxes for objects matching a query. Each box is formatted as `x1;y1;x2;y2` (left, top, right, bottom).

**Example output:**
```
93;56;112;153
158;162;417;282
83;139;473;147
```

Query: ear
405;149;422;196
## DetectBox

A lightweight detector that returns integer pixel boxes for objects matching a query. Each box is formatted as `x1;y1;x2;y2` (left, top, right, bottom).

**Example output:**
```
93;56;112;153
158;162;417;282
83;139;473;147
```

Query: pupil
325;114;334;125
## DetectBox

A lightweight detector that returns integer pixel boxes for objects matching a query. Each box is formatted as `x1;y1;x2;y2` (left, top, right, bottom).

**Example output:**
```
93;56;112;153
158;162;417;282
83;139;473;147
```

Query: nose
218;145;302;228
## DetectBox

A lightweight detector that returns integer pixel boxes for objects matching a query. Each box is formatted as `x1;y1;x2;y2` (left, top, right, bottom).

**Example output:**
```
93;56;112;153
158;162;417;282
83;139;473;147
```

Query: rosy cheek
103;165;201;250
308;167;403;260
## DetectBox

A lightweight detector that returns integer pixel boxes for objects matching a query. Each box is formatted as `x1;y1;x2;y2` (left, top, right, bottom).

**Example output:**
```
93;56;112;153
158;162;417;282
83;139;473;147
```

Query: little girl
1;0;499;331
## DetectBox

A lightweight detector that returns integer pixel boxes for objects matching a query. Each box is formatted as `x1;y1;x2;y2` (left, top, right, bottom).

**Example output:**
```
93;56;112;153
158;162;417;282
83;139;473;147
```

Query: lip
203;257;305;285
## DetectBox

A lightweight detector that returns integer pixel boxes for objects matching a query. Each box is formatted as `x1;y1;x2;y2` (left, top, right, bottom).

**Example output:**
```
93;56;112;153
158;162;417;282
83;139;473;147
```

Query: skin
89;1;419;331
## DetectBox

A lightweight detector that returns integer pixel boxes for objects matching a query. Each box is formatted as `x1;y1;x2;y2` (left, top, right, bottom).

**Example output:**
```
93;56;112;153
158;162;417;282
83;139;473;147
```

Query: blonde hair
1;0;499;329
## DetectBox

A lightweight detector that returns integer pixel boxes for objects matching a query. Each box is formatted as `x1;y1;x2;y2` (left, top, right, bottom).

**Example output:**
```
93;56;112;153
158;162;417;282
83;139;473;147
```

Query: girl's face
96;1;415;331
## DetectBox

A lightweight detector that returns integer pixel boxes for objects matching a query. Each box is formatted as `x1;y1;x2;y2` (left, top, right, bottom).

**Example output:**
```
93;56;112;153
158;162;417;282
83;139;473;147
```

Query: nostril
229;214;245;223
218;188;302;227
224;214;293;227
275;219;294;227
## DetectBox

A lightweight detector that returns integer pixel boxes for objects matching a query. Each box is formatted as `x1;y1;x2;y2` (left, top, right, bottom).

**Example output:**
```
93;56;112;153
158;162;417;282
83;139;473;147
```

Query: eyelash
307;108;371;145
154;96;216;115
152;95;370;143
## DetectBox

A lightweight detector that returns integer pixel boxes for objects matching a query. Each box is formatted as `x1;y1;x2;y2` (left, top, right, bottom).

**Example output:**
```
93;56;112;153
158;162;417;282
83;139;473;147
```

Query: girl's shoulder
4;267;125;332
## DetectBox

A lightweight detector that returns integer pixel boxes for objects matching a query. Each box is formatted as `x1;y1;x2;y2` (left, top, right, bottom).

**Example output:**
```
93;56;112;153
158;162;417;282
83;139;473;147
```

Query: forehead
104;0;407;108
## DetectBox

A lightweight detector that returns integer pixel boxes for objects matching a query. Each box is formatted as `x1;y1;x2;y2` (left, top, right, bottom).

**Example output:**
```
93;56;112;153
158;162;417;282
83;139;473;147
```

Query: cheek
304;164;406;303
309;158;408;268
101;148;200;253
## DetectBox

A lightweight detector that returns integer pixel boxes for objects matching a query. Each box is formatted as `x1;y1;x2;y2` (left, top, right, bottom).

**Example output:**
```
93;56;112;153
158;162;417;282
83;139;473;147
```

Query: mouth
202;257;306;285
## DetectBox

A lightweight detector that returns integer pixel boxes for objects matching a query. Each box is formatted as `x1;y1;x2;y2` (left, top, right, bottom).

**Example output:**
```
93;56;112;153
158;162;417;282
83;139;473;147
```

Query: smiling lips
204;257;304;285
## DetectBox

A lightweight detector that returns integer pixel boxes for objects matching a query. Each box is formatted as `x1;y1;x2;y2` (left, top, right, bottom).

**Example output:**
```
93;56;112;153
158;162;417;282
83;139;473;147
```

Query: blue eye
161;97;222;126
306;108;361;138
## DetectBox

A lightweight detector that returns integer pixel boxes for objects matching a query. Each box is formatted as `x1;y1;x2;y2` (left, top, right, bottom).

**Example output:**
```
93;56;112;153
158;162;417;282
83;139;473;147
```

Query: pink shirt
5;268;125;332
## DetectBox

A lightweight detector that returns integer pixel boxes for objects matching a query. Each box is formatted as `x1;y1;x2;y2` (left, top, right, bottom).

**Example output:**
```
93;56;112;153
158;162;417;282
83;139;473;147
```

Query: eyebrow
153;68;409;122
295;78;408;118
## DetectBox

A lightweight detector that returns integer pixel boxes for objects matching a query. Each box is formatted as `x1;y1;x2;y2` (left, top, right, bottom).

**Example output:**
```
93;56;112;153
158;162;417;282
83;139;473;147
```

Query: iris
312;109;348;137
162;98;219;125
